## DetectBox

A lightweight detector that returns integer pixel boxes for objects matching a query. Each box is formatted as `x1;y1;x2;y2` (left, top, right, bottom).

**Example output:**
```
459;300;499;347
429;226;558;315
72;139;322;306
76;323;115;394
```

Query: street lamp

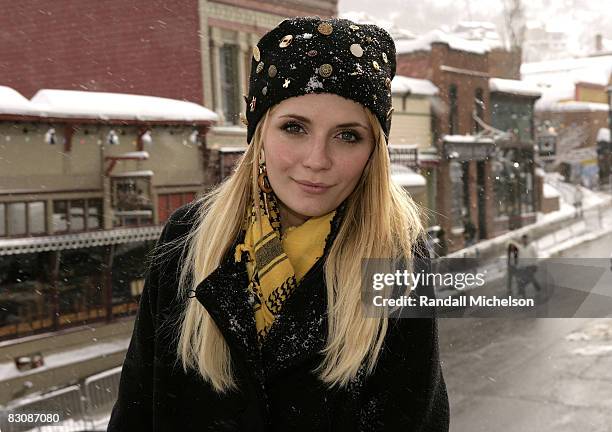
604;85;612;191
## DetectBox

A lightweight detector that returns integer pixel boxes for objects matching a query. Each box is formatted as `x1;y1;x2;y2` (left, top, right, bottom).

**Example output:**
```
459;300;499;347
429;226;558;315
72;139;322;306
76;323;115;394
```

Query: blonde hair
172;103;424;392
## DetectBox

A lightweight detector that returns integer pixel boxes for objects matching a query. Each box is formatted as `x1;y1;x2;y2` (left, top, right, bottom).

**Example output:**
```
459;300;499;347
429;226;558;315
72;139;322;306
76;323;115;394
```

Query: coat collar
194;202;346;385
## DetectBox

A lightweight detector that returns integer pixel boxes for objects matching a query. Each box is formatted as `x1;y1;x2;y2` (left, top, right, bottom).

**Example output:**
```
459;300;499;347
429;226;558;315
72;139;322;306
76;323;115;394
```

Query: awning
0;226;163;256
390;164;427;193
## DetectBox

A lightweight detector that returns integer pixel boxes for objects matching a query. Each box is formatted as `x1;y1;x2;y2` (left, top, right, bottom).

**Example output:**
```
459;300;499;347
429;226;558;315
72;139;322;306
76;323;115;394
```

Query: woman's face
262;93;375;227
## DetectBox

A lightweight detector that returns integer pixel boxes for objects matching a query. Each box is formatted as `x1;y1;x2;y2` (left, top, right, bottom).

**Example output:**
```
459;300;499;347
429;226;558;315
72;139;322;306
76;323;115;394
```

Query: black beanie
243;16;396;145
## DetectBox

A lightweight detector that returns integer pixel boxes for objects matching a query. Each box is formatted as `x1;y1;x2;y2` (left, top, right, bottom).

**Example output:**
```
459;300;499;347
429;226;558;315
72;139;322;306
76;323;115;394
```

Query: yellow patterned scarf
234;190;335;344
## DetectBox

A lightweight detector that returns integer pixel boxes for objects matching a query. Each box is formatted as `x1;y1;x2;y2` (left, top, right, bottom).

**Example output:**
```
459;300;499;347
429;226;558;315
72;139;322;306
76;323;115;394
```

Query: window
449;85;458;135
450;161;467;228
473;88;484;134
158;192;196;223
1;201;47;237
7;203;26;236
219;44;240;125
53;199;103;233
112;177;153;227
28;202;46;234
0;204;5;236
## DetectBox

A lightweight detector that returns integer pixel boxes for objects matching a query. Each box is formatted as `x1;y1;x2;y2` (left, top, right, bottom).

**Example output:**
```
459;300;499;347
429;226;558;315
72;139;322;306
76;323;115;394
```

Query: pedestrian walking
507;234;541;297
108;16;449;431
573;186;584;218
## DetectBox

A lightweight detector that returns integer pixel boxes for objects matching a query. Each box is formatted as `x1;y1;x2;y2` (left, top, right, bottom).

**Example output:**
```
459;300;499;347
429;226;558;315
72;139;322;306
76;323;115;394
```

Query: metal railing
0;366;121;432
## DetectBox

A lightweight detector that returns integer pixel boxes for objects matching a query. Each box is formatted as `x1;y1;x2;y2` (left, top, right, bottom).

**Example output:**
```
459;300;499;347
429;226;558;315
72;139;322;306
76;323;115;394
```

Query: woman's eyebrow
278;114;369;130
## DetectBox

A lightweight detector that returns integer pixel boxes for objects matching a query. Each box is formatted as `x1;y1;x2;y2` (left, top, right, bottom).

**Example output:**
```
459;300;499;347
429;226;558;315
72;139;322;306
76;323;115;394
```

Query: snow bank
543;183;561;198
390;164;426;187
392;76;438;96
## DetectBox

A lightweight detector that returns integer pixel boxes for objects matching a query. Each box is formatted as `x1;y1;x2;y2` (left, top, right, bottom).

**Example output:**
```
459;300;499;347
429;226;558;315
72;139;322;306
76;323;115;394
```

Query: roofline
0;114;216;127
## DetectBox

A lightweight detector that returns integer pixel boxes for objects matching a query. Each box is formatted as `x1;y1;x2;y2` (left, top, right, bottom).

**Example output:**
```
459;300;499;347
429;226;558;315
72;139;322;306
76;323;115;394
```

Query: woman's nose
301;136;332;171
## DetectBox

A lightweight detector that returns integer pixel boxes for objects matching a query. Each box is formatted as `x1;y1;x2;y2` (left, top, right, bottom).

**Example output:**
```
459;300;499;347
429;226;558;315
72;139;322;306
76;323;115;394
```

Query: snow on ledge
110;170;154;177
489;78;542;97
390;164;426;187
443;134;494;144
597;128;610;143
536;101;609;113
392;76;439;96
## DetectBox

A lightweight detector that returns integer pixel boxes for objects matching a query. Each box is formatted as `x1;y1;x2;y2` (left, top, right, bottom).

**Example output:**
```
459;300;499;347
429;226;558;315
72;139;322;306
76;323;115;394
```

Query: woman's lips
293;178;332;194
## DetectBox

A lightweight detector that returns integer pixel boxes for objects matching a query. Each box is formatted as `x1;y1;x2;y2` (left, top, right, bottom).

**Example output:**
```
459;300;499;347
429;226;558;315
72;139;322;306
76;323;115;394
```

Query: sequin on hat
244;16;397;144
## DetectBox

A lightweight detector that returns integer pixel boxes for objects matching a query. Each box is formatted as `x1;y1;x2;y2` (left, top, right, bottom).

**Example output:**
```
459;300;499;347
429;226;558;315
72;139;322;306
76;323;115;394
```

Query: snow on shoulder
30;89;218;123
392;76;438;96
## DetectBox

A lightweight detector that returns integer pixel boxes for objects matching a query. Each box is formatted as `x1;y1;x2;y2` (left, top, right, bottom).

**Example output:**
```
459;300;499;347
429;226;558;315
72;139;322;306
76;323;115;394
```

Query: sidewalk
437;181;612;299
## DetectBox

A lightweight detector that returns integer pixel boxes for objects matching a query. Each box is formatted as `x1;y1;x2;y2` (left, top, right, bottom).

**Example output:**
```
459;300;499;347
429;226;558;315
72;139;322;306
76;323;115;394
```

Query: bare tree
502;0;526;51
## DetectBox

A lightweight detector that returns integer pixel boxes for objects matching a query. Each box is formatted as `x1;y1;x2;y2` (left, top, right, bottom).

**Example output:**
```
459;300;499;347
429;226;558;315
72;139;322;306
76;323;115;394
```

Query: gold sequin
252;46;260;62
385;77;391;89
307;49;318;57
349;24;360;30
319;63;333;78
262;86;267;95
350;43;364;58
268;65;277;78
240;112;248;126
250;96;256;112
317;22;333;36
372;60;380;71
382;52;388;63
256;62;264;73
283;79;291;88
365;36;372;43
279;34;293;48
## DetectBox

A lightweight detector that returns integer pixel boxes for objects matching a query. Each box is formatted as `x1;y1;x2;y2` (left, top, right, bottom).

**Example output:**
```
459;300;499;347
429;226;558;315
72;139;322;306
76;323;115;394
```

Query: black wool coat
107;201;449;431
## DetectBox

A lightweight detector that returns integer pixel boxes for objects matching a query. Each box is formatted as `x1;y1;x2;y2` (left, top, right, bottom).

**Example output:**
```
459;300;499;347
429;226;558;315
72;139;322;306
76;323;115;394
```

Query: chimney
596;33;603;52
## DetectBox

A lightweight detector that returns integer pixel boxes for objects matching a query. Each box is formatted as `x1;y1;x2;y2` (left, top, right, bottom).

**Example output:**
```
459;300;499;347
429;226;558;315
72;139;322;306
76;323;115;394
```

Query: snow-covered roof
521;55;612;87
0;86;39;116
537;101;609;113
116;151;149;159
443;134;494;144
597;128;610;143
489;78;542;97
30;89;218;122
390;164;426;187
396;29;491;55
339;11;414;40
391;76;438;96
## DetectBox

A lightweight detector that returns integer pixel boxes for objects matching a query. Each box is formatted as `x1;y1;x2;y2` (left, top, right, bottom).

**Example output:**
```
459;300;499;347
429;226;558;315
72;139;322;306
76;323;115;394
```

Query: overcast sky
338;0;612;56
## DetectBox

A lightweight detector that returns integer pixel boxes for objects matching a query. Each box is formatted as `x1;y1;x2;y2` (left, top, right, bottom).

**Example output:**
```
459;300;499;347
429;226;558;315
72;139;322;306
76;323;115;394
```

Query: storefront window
28;202;46;234
53;200;69;233
70;200;85;231
450;161;466;228
7;202;27;236
0;203;6;237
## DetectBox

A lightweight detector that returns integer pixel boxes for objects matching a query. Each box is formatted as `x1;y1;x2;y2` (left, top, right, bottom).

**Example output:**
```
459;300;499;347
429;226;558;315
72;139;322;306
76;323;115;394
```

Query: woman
108;16;449;431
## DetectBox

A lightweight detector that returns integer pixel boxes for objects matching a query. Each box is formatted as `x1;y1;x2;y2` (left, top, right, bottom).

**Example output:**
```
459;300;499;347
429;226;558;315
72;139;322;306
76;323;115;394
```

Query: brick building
0;0;338;181
394;33;496;252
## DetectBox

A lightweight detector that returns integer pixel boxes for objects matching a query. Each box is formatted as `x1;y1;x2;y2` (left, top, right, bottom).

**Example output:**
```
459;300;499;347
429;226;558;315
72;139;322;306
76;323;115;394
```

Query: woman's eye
281;122;304;134
339;131;360;142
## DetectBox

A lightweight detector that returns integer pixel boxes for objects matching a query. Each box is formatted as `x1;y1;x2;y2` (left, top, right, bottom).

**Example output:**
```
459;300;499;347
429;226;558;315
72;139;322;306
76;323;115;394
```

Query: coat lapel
193;238;265;387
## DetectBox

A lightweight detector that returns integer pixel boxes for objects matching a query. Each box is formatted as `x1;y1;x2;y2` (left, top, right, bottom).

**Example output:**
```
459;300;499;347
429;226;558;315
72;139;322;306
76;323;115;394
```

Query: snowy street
440;231;612;432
